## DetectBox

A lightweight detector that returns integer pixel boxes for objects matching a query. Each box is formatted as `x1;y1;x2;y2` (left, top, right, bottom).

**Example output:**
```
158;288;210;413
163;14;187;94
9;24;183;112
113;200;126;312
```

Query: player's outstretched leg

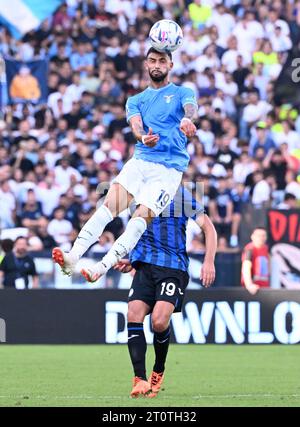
53;183;132;276
52;204;113;276
80;214;148;282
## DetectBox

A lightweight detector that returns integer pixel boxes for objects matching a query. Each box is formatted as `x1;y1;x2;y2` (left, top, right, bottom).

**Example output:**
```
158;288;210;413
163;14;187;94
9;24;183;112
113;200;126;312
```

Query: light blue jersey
126;83;197;172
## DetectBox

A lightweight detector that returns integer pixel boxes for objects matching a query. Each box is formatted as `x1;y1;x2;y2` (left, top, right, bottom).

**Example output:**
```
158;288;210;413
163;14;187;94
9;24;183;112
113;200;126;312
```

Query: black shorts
128;262;189;313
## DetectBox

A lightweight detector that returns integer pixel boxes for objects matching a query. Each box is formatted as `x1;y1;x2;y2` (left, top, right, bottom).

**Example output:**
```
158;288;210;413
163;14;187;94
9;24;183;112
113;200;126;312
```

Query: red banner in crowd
267;209;300;289
268;210;300;247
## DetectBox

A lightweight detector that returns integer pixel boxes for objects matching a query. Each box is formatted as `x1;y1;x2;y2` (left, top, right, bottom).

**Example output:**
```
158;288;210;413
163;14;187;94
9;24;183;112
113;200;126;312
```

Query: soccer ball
149;19;183;53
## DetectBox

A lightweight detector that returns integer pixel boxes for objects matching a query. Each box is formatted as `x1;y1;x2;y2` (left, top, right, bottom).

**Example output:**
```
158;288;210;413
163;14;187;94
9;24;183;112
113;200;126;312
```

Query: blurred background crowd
0;0;300;262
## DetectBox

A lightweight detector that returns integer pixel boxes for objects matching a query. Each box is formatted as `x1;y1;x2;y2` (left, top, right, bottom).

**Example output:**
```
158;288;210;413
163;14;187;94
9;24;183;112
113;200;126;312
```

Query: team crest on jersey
164;94;174;104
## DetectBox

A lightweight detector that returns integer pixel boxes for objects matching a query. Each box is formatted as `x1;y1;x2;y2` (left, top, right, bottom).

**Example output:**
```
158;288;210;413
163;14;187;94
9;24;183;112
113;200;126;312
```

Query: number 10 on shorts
160;281;176;296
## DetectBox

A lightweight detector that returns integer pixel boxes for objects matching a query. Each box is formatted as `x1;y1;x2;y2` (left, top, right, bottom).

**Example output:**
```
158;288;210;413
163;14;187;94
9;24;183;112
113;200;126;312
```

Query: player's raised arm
129;115;159;147
180;93;198;138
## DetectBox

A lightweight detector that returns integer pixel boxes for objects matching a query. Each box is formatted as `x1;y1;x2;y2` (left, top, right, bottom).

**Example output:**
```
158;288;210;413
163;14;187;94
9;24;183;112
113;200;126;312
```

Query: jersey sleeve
243;248;253;262
125;95;141;123
180;87;198;108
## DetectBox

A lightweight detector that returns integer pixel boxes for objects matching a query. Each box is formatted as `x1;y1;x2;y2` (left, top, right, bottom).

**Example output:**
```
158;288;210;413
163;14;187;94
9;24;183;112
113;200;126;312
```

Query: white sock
70;205;113;259
95;217;147;274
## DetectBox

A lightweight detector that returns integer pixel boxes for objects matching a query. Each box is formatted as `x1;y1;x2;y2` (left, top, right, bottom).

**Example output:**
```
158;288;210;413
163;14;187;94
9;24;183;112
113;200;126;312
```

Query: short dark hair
14;236;27;245
146;47;172;61
284;193;296;201
0;238;14;253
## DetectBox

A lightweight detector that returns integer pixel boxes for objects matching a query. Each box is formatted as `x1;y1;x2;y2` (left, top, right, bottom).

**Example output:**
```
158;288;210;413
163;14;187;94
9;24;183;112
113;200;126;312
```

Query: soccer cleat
80;261;107;283
80;268;101;283
147;371;164;398
52;247;77;276
130;377;151;398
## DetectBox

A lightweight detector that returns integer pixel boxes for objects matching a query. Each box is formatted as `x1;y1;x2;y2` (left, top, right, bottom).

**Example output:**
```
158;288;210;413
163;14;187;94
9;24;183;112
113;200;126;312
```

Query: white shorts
113;158;182;216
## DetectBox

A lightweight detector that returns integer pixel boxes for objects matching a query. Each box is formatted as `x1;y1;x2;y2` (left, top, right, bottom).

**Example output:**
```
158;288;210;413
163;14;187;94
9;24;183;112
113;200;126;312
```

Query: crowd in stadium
0;0;300;258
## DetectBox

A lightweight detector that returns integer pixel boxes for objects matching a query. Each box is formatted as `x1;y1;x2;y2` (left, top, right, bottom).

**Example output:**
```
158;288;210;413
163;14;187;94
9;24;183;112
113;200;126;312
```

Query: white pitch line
0;394;299;400
192;394;300;399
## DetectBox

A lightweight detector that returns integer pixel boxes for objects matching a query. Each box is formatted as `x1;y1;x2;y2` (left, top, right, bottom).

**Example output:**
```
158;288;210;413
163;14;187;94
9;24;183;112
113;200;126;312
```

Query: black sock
153;327;170;374
127;322;147;380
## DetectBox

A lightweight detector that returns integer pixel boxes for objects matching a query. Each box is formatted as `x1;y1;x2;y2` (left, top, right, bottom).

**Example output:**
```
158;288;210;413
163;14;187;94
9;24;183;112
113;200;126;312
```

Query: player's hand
200;259;215;288
141;128;160;147
114;259;133;273
180;118;197;138
246;283;260;295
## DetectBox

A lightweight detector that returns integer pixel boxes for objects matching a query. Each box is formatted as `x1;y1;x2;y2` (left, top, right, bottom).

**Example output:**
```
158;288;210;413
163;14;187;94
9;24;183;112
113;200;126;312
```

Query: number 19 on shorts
160;282;176;296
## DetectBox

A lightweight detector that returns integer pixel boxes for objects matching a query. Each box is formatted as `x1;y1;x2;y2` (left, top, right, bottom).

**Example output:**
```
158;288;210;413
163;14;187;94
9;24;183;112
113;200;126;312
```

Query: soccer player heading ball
52;45;198;282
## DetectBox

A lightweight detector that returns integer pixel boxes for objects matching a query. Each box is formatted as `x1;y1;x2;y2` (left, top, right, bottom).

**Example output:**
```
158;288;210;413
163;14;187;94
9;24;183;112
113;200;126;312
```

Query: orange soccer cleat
130;377;151;398
80;268;101;283
147;371;165;398
52;247;77;276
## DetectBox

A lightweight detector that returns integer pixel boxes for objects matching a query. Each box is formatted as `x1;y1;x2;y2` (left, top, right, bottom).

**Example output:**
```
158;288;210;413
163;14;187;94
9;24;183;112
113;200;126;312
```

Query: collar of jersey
147;82;174;92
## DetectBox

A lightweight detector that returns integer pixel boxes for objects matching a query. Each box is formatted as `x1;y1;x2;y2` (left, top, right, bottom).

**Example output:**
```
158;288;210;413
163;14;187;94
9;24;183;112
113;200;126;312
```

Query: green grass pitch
0;345;299;407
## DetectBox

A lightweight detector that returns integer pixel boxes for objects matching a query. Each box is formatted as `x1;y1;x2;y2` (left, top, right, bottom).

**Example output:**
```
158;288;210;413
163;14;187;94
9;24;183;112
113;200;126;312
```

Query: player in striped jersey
114;186;217;398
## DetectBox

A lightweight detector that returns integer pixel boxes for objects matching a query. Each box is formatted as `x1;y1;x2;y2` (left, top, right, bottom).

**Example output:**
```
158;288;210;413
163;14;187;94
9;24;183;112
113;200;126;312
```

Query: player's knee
133;206;155;224
152;317;170;333
127;310;144;323
103;199;117;217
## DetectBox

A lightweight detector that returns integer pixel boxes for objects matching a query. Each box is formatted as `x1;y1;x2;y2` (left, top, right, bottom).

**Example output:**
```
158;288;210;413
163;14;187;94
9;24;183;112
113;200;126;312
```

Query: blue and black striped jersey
130;187;204;272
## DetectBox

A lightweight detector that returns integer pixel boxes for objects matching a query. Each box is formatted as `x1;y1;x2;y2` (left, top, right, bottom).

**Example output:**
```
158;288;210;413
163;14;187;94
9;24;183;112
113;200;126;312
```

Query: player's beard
149;69;168;82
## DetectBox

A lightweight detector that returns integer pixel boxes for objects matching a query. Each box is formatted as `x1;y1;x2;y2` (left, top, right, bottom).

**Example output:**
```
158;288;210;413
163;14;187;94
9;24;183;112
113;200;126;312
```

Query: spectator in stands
250;121;277;157
241;227;270;295
188;0;212;30
240;92;272;139
0;178;16;228
285;170;300;200
36;217;58;250
0;239;14;263
209;176;234;245
47;206;73;251
217;235;239;253
0;236;39;289
263;148;288;191
0;0;298;278
277;193;298;209
20;189;44;229
251;170;271;207
90;231;115;254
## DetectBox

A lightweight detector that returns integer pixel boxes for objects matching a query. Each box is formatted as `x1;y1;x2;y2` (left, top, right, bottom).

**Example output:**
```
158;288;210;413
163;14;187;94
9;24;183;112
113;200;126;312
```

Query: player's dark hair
146;47;172;61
